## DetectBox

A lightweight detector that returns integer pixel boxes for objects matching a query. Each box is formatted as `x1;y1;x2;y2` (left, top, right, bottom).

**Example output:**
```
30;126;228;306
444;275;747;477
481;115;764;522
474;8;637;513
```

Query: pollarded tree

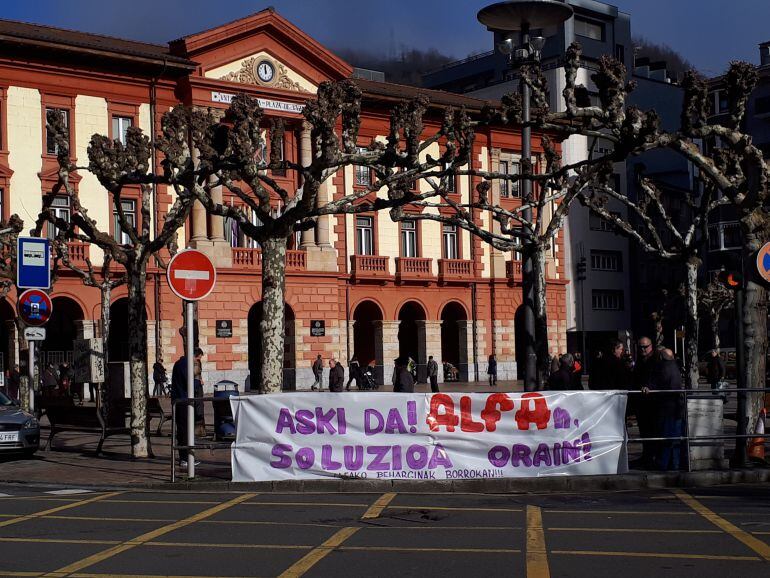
0;214;24;297
37;107;212;458
193;81;473;393
699;279;733;351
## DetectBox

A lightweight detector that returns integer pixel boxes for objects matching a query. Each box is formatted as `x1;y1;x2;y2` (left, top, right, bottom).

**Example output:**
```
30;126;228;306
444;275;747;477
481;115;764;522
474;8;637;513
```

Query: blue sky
1;0;767;77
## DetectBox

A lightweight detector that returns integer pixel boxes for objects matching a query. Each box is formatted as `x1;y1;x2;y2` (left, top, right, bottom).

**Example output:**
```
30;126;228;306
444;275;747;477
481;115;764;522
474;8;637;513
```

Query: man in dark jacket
631;337;657;468
547;354;577;390
393;358;415;393
346;355;360;391
328;358;345;392
706;349;726;392
594;340;631;390
487;355;498;387
649;348;684;470
171;354;198;468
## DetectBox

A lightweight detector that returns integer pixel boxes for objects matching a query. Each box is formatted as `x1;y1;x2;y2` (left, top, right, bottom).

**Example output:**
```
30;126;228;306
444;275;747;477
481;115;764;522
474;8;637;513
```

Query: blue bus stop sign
16;237;50;290
756;242;770;284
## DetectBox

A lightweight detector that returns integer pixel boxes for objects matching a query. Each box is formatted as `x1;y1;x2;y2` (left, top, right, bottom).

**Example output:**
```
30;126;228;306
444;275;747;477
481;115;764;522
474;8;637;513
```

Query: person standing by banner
311;354;324;391
328;358;345;392
171;353;199;468
393;357;415;393
632;337;658;469
487;354;498;388
427;356;439;393
346;355;360;391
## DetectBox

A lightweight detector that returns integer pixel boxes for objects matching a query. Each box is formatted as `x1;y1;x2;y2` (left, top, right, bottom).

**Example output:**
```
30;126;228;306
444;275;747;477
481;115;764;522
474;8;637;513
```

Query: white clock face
257;61;274;83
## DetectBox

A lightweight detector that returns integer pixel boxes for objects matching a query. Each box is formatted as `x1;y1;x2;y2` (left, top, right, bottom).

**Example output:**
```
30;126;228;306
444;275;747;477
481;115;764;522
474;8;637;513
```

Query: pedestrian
570;352;583;389
487;354;498;387
706;349;726;393
592;340;630;390
443;360;459;381
427;355;439;393
59;361;74;400
153;361;167;397
42;363;58;397
588;350;604;390
193;348;205;437
346;355;360;391
648;348;684;470
171;353;199;468
407;356;417;383
393;357;415;393
328;358;345;392
549;352;561;376
7;364;20;402
546;354;577;390
311;354;323;391
631;336;658;469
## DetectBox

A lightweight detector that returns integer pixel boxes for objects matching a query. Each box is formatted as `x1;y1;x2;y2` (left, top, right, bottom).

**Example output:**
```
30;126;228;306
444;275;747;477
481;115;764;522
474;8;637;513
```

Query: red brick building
0;9;568;389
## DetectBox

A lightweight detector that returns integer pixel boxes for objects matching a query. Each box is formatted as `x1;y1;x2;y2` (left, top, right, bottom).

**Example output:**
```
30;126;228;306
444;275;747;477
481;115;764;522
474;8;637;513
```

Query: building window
47;196;71;239
442;224;458;259
574;17;604;41
354;146;372;187
592;290;624;311
709;221;742;251
400;220;418;257
615;44;625;63
716;90;728;114
45;108;69;155
590;250;623;272
271;134;286;176
444;162;456;193
499;160;520;198
589;211;620;232
356;216;374;255
113;199;136;244
112;116;132;146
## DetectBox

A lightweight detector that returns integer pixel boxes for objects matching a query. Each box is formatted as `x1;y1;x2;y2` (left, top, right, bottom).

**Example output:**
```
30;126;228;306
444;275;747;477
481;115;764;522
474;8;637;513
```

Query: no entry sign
757;242;770;284
17;289;53;327
167;249;216;301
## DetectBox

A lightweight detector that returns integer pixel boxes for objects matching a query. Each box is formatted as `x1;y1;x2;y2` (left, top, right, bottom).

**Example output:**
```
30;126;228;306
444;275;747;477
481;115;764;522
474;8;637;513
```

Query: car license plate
0;432;18;442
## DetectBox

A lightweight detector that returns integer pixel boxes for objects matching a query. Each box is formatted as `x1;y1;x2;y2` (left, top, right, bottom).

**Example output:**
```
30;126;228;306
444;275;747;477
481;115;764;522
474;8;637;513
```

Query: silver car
0;390;39;455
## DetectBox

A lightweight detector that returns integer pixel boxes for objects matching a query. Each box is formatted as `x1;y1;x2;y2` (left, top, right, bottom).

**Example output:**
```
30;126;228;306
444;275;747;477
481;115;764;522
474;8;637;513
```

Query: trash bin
213;380;238;441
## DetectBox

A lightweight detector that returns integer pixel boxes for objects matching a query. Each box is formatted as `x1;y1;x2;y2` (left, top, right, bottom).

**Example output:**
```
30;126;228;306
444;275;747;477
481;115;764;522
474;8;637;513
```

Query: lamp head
497;36;515;55
530;36;546;53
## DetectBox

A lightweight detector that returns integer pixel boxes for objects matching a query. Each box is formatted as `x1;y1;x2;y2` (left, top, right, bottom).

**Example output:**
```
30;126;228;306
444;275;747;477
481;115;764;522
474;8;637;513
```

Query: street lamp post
478;1;573;391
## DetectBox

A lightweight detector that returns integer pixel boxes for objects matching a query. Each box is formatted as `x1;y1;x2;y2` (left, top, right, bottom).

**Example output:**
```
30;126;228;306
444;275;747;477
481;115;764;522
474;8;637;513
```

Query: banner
230;391;628;482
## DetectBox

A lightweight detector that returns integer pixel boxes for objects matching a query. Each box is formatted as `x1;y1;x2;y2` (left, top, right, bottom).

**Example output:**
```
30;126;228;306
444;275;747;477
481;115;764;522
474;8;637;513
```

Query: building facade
0;9;569;390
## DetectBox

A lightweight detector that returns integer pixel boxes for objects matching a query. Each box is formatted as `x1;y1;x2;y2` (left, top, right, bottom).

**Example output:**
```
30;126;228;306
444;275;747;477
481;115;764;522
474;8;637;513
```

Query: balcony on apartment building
349;254;389;281
231;248;307;271
64;241;90;268
395;257;433;283
437;258;473;284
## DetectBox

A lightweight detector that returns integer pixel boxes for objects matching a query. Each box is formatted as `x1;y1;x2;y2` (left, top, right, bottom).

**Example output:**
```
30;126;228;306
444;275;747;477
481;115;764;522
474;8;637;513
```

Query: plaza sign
211;91;305;114
230;391;628;482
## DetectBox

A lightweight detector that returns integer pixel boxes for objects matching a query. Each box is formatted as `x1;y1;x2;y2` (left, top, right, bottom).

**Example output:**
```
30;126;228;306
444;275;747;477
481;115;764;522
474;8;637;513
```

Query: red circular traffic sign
167;249;216;301
17;289;53;327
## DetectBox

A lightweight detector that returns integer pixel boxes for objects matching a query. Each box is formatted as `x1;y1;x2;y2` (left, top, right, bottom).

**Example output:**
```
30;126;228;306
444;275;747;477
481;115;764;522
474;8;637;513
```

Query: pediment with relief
208;53;314;93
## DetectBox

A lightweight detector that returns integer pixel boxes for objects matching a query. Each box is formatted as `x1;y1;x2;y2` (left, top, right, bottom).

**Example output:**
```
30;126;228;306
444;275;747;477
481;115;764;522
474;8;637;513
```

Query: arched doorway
515;305;526;380
352;300;384;384
108;298;130;363
398;301;427;382
440;301;468;382
248;302;296;391
0;299;14;374
41;296;84;368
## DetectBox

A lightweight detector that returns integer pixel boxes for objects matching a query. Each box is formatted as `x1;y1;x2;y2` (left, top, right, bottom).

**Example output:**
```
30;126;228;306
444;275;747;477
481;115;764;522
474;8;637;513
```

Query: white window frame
708;221;742;251
400;220;418;258
47;196;71;240
590;250;622;272
442;224;458;259
574;17;604;41
354;146;372;187
45;108;69;155
356;216;374;255
113;199;136;244
112;116;132;146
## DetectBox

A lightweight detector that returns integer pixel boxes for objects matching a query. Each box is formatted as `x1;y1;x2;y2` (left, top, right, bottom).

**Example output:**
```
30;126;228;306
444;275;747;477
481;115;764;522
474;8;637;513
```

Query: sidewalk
0;384;762;492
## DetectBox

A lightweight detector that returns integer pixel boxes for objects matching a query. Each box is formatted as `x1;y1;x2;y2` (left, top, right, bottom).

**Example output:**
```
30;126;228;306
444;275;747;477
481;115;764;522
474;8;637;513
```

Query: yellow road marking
44;515;176;523
548;527;721;534
0;492;123;529
0;537;119;545
339;546;520;553
672;489;770;562
527;506;550;578
362;493;396;519
277;527;359;578
551;549;760;561
0;571;40;577
42;493;256;578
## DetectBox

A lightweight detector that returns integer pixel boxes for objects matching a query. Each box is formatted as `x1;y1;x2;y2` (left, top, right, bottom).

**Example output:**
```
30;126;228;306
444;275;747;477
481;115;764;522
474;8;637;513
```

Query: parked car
0;390;40;456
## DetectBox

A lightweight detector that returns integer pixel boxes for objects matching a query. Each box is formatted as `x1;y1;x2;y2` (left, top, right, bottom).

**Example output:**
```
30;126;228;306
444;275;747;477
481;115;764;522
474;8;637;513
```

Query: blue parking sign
17;237;51;290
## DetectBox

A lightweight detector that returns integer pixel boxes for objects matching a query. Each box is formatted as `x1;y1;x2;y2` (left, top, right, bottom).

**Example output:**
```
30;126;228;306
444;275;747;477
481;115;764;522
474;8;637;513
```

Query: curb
2;468;769;494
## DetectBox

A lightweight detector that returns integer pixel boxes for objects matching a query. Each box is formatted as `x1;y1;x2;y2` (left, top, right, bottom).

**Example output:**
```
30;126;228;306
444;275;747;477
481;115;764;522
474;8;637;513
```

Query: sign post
167;249;216;479
17;289;53;412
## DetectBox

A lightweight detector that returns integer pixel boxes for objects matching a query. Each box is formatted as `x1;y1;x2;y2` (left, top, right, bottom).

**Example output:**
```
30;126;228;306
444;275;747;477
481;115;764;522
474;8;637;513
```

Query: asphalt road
0;483;768;577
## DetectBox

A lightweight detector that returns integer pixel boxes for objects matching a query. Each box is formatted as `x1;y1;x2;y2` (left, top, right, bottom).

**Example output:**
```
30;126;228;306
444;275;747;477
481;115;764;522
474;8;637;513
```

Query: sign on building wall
216;320;233;338
73;339;105;383
211;91;305;114
310;320;325;337
230;391;628;482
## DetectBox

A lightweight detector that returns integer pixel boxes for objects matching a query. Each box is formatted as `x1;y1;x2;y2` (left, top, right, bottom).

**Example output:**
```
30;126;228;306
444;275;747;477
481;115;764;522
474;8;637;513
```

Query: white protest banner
231;392;628;482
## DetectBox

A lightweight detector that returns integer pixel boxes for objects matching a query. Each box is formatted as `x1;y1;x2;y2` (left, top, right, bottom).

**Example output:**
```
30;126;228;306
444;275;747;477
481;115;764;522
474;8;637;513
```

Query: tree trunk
684;256;700;389
126;260;150;458
532;244;550;388
260;236;288;394
710;313;720;351
100;284;111;415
